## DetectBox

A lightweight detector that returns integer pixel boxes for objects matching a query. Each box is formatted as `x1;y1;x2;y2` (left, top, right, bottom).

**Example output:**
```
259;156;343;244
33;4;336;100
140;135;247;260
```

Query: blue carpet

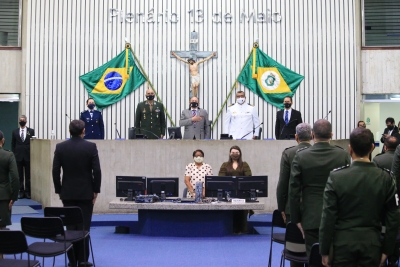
7;203;289;267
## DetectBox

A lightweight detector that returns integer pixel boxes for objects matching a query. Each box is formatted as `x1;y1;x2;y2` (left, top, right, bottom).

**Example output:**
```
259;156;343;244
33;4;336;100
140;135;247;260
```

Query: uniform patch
333;165;350;172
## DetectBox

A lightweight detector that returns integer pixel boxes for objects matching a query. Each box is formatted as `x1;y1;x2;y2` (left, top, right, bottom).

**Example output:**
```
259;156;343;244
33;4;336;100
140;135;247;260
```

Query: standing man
52;120;101;267
223;91;261;140
289;119;350;257
276;123;312;267
319;127;399;267
380;117;398;153
171;52;216;97
275;96;303;140
373;136;398;170
135;89;166;139
357;120;366;128
179;97;210;140
80;98;104;140
11;115;34;199
0;130;19;231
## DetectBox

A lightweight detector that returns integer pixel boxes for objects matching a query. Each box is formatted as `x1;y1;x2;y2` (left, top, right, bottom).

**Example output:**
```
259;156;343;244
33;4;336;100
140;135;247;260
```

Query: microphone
114;122;121;139
240;122;264;139
132;127;161;139
323;110;332;120
279;119;298;140
65;114;71;121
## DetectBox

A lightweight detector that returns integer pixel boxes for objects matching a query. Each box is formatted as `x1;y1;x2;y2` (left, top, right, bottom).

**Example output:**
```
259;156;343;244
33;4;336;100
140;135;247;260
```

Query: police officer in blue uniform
80;98;105;139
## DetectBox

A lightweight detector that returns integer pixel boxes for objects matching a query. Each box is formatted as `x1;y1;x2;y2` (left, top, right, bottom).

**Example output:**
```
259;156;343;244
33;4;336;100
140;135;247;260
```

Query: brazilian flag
237;46;304;109
80;44;146;110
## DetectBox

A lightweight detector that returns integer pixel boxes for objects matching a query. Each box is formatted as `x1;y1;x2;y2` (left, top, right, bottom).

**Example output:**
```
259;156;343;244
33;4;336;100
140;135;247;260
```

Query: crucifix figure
171;31;217;98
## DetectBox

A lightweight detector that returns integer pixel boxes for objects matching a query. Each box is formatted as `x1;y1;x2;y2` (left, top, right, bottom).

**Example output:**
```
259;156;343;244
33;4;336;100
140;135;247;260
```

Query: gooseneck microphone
240;122;264;139
279;119;298;140
65;114;71;121
114;122;121;139
132;127;161;139
323;110;332;120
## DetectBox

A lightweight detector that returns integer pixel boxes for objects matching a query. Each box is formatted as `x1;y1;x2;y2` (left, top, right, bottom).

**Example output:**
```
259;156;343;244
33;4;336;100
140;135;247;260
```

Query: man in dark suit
52;120;101;267
275;96;303;140
373;136;398;170
11;115;35;199
380;117;398;153
289;119;351;257
80;98;105;139
179;96;210;139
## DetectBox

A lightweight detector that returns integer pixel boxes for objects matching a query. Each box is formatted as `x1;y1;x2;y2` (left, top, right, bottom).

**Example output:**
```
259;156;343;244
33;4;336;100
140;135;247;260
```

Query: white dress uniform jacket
224;102;260;140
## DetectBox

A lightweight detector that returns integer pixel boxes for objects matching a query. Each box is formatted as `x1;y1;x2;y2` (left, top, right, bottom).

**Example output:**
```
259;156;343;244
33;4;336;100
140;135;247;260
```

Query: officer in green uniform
277;123;312;267
373;136;398;170
319;127;399;267
289;119;351;257
134;89;166;139
0;130;19;230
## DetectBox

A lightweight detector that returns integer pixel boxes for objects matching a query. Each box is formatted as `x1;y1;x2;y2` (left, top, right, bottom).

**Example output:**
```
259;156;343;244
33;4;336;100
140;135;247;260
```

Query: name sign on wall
109;8;282;24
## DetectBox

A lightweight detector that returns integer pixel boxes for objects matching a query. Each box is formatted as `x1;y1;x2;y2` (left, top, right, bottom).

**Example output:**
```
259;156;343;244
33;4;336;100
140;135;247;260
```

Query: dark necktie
21;130;25;142
285;111;289;125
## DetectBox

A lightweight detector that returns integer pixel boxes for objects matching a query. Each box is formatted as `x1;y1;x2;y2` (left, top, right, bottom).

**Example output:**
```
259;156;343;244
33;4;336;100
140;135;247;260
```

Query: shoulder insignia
284;145;296;151
374;153;384;157
297;147;309;153
381;168;393;174
333;164;350;172
334;145;345;150
80;111;84;114
228;103;235;107
4;149;12;152
248;103;254;106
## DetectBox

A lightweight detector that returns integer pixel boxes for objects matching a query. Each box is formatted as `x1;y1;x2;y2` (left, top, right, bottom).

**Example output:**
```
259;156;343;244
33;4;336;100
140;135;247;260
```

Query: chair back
272;209;286;229
21;217;65;239
284;222;306;253
308;243;324;267
44;206;84;227
0;230;28;254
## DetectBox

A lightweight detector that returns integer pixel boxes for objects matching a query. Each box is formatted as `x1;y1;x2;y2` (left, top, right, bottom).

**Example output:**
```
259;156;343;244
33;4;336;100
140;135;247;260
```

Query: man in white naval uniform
224;91;261;140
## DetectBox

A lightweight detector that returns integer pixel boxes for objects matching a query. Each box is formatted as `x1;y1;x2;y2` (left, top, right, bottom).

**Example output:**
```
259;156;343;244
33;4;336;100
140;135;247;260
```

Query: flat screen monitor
220;134;233;140
146;177;179;198
116;176;146;201
205;176;237;201
236;176;268;202
168;127;182;139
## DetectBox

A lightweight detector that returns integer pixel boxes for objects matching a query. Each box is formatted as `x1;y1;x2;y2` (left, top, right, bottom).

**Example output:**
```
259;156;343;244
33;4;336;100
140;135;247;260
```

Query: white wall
22;0;357;140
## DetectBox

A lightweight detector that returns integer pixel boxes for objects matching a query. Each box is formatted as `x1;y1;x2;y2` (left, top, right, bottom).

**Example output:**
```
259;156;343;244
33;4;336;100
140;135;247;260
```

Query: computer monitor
116;176;146;201
236;176;268;202
146;177;179;199
220;134;233;140
205;176;237;201
168;127;182;139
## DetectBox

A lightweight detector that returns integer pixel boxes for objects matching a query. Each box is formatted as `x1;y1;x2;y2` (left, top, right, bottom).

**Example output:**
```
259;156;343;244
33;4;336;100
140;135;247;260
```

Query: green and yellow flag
80;44;146;110
237;46;304;109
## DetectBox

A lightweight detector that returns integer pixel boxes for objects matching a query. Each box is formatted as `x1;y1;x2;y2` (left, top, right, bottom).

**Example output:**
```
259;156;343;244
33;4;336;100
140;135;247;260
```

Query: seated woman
184;149;213;198
218;145;252;234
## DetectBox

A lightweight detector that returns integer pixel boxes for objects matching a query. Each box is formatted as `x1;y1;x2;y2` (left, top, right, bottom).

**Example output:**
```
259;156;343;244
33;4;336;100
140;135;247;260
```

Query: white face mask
236;97;245;105
193;156;204;163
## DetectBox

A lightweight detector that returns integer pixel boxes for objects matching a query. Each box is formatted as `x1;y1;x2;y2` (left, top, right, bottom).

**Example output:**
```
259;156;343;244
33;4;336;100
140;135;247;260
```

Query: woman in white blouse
184;149;213;198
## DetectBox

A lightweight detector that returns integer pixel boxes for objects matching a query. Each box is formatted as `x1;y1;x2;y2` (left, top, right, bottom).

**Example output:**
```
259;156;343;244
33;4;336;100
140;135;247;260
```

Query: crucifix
171;31;217;98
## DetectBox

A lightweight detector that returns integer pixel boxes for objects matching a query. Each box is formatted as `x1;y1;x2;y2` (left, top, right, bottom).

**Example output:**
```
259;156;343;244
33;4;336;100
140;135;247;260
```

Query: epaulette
333;164;350;172
4;149;12;152
284;145;296;151
228;103;235;107
334;145;345;150
248;103;254;106
297;147;309;153
374;153;384;157
80;111;84;114
381;168;392;174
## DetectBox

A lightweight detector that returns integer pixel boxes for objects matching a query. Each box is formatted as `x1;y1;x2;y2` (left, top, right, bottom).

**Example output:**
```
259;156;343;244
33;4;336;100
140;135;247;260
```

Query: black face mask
190;102;199;108
388;125;394;130
19;121;26;127
146;95;155;100
284;103;292;109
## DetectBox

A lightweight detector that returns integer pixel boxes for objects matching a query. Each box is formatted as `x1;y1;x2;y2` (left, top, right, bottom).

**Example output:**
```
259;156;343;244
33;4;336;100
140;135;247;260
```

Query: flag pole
211;42;257;130
126;43;176;127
